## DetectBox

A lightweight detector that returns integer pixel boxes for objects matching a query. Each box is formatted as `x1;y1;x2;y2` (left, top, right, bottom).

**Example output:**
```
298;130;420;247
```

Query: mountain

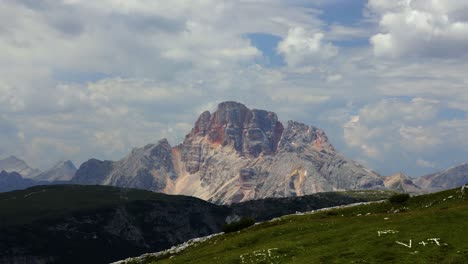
0;158;76;193
34;160;77;181
0;170;37;192
415;163;468;192
73;101;384;204
383;172;422;194
0;185;391;264
0;156;41;178
73;140;175;190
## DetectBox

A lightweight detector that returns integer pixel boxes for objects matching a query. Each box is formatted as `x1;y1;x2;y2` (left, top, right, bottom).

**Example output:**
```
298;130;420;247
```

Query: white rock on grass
111;233;223;264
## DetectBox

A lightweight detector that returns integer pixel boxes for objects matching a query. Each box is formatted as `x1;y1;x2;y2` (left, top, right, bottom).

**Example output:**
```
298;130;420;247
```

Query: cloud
343;98;444;156
344;115;385;159
416;158;435;169
343;97;442;153
327;24;371;41
399;125;442;151
1;0;468;178
368;0;468;58
277;27;338;68
341;96;468;175
359;97;440;123
0;115;22;157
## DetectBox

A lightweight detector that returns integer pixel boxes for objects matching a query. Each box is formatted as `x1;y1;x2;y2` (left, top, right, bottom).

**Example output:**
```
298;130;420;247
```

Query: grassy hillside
127;186;468;264
0;185;393;263
0;184;197;226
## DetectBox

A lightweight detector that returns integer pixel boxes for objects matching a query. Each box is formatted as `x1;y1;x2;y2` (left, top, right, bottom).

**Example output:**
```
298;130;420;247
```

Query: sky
1;0;468;176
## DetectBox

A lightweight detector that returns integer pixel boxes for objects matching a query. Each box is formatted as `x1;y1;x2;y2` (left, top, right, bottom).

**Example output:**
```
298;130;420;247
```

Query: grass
130;187;468;264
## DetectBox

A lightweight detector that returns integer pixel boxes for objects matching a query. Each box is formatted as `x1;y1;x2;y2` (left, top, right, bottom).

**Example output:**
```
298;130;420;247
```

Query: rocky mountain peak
279;120;335;153
55;160;77;170
156;138;172;150
384;172;421;194
34;160;77;182
0;155;41;178
72;101;386;204
184;101;284;158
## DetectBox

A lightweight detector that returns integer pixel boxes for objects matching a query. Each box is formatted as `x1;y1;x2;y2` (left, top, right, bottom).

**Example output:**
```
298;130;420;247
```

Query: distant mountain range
0;157;76;192
0;156;41;178
0;171;37;192
71;101;466;203
0;102;467;200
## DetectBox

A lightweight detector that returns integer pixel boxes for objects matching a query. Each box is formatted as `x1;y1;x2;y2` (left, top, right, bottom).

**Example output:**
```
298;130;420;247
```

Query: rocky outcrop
179;102;284;175
383;173;422;194
34;160;77;182
415;163;468;192
0;156;41;178
73;101;385;204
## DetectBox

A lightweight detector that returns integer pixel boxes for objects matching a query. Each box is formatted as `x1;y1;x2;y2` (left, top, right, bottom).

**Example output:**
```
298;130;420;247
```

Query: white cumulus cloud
368;0;468;58
277;27;338;68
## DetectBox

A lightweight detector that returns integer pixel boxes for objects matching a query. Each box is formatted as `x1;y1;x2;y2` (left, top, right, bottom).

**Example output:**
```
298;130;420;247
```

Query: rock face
73;101;384;204
415;163;468;192
383;173;422;194
73;139;177;192
34;160;77;182
0;156;41;178
184;102;284;158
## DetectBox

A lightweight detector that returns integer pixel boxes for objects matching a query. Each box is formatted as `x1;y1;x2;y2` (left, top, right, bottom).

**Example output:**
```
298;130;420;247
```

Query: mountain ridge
34;160;77;181
383;172;422;194
0;156;41;178
73;101;385;204
415;163;468;192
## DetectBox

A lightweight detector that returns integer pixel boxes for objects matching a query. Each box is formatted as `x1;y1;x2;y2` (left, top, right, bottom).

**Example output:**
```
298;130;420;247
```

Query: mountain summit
0;156;41;178
73;101;384;204
34;160;77;182
383;172;421;194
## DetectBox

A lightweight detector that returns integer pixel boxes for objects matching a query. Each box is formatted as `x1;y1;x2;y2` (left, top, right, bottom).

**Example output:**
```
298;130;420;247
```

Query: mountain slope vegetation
0;185;229;264
0;185;392;263
124;186;468;264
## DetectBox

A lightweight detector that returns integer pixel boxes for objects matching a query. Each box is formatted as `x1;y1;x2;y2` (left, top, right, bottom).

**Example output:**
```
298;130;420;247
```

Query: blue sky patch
247;33;285;67
318;0;367;25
